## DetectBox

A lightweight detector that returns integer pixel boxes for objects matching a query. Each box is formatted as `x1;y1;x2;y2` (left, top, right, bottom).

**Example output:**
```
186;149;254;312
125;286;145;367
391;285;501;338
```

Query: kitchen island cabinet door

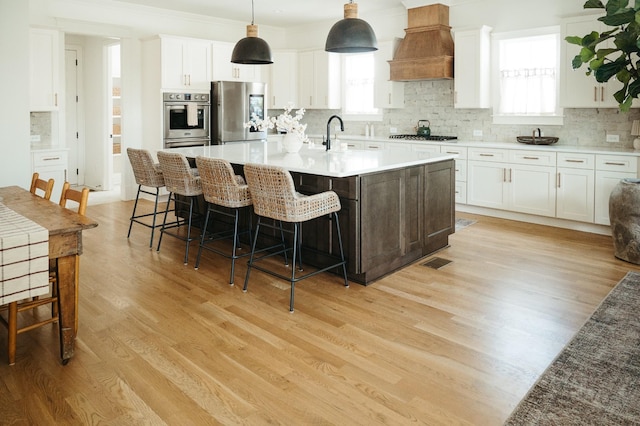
360;169;406;272
424;160;455;253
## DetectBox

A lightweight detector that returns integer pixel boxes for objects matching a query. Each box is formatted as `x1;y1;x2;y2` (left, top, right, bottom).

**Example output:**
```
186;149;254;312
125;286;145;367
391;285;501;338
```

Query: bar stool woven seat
242;163;348;312
156;151;203;265
194;157;254;285
126;148;166;248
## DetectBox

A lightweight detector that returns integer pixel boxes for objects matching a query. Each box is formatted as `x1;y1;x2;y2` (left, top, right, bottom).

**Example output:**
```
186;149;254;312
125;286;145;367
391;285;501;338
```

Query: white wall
1;0;31;189
81;36;108;190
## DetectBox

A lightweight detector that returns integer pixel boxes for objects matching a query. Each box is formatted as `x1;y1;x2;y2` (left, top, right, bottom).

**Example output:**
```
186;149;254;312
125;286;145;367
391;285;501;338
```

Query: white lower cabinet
556;153;595;222
32;149;68;202
594;155;639;225
468;148;556;217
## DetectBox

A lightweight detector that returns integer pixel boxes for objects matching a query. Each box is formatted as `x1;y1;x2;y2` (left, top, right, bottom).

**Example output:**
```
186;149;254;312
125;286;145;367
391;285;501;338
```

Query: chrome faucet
325;115;344;151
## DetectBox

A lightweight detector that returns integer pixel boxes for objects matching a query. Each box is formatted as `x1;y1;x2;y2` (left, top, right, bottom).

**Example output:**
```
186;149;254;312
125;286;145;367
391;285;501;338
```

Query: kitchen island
168;141;456;284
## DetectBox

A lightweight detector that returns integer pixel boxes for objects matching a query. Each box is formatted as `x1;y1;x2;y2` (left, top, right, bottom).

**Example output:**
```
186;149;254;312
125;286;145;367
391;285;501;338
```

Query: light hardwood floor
1;200;638;425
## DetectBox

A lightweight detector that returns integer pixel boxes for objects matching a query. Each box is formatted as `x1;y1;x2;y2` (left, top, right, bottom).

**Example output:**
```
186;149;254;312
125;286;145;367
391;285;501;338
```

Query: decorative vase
609;178;640;264
282;133;303;153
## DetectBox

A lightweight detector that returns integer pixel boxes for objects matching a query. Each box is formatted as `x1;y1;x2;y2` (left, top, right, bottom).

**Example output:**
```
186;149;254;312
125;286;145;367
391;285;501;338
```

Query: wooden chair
29;172;54;201
1;183;89;364
59;182;89;215
242;163;349;312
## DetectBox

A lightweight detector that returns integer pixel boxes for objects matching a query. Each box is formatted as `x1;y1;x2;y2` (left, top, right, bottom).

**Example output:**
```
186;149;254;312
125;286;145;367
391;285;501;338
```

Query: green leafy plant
566;0;640;111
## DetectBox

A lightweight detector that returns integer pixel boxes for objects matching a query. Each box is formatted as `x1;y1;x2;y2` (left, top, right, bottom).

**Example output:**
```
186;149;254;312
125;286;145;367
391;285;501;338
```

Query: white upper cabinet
373;39;404;109
298;50;341;109
560;16;620;108
211;42;262;83
268;50;298;109
30;28;60;111
454;26;492;109
161;36;212;91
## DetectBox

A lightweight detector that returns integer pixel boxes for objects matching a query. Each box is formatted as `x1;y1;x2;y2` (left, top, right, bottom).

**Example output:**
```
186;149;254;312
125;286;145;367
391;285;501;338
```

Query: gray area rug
504;271;640;425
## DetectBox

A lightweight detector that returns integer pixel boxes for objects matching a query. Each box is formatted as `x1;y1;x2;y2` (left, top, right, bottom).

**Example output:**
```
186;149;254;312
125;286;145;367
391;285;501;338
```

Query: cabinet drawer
509;150;556;166
468;147;508;162
364;142;385;150
454;159;467;182
412;144;441;155
596;155;638;173
32;150;67;167
558;152;595;169
441;145;467;160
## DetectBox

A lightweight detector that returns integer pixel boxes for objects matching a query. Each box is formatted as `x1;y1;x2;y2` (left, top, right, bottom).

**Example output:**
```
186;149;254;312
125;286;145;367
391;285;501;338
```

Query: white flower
244;102;309;142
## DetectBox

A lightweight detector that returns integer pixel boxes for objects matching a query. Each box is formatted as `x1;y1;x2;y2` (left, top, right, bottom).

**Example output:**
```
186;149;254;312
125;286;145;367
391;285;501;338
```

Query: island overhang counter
166;141;456;284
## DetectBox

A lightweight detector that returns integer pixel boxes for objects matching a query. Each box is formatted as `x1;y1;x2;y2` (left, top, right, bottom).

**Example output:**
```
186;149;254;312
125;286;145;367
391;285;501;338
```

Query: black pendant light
325;1;378;53
231;0;273;64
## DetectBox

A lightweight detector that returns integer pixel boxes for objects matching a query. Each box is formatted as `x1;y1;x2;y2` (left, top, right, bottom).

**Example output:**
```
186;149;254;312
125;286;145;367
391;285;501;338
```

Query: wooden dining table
0;186;98;364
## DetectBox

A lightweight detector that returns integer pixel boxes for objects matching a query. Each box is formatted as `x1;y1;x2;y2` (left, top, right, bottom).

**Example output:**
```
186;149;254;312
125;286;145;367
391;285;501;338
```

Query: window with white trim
342;52;381;121
492;27;563;125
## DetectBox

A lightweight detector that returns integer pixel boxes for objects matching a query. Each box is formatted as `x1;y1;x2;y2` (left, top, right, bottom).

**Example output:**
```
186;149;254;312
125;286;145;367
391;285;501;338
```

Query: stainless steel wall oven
163;92;210;148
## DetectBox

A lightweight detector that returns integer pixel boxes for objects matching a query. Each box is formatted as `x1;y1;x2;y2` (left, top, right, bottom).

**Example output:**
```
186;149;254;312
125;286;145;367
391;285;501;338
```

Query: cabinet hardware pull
479;153;493;157
523;156;539;160
601;86;605;102
388;93;391;104
54;93;58;106
43;157;60;161
565;159;585;163
445;151;458;154
594;86;597;102
557;172;561;188
605;162;626;166
509;168;513;183
503;168;506;182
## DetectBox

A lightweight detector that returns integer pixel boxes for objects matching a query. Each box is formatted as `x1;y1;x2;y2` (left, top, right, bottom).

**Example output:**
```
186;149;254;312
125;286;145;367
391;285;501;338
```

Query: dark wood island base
292;158;455;285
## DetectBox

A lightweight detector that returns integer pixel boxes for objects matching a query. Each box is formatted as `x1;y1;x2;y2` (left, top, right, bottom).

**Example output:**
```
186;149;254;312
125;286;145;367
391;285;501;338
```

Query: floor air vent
422;257;452;270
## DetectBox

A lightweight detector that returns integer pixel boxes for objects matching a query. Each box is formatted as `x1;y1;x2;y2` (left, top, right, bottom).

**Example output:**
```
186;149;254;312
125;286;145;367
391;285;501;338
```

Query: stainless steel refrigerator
211;81;267;144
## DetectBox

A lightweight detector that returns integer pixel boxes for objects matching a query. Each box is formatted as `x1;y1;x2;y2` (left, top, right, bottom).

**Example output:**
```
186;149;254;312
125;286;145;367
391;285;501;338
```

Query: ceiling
112;0;433;27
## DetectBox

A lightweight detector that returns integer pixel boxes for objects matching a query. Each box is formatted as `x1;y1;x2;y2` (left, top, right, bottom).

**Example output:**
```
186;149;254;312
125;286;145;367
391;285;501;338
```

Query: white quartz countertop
165;140;456;178
305;134;640;156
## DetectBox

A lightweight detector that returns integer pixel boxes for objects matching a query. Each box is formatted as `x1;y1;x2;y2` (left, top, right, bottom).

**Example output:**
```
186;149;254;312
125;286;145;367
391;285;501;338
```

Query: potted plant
566;0;640;111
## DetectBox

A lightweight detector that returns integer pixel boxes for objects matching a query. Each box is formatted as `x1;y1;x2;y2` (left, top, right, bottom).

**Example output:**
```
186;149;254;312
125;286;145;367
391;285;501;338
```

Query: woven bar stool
156;151;203;265
193;157;253;285
126;148;167;248
242;163;349;312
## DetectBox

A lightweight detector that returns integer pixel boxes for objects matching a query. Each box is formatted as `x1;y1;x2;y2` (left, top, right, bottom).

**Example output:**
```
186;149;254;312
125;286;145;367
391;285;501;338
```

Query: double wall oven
163;92;210;148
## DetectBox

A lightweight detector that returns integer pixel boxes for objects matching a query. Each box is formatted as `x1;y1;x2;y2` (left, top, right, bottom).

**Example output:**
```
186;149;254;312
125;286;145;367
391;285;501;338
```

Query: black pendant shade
325;2;378;53
231;1;273;64
231;25;273;64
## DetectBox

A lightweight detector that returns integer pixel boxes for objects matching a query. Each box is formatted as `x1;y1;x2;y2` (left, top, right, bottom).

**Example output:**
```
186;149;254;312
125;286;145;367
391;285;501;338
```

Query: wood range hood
389;3;454;81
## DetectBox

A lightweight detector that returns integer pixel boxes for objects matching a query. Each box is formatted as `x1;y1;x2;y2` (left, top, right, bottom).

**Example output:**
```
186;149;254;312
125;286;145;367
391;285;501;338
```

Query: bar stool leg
127;184;142;239
148;187;161;249
156;192;173;252
333;212;349;288
194;204;212;271
229;208;240;286
289;223;300;313
243;217;262;292
183;197;195;265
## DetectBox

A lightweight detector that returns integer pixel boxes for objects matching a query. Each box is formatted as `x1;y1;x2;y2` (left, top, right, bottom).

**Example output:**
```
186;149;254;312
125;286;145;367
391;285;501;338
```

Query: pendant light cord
251;0;255;25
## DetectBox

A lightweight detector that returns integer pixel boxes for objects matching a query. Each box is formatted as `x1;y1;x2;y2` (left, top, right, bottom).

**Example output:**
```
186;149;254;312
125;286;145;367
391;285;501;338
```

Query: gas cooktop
389;134;458;141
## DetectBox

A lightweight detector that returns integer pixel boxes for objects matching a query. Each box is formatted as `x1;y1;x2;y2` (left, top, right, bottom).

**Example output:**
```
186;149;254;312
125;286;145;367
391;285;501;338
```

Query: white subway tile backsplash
295;80;640;148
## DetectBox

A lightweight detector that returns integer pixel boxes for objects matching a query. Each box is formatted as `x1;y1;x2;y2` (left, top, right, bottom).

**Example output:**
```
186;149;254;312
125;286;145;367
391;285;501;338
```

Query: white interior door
65;47;84;185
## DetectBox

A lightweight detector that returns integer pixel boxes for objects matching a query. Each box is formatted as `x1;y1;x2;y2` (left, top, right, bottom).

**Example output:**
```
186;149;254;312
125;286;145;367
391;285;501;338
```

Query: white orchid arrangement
244;103;310;142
